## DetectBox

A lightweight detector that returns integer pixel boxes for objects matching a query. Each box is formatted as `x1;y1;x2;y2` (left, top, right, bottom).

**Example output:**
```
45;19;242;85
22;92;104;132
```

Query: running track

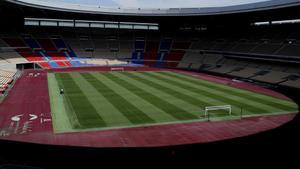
0;67;297;147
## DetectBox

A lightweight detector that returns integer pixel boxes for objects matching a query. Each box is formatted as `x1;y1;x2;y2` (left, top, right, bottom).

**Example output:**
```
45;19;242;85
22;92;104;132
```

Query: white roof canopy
37;0;270;9
6;0;300;16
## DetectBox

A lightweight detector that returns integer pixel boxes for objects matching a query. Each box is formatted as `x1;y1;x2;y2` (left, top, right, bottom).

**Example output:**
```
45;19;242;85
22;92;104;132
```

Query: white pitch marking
11;114;23;122
14;121;19;134
8;121;15;131
29;114;38;121
43;118;51;123
0;129;9;137
20;121;33;134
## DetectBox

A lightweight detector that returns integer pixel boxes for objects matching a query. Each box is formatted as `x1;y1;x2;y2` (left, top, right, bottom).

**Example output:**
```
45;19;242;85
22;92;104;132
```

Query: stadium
0;0;300;166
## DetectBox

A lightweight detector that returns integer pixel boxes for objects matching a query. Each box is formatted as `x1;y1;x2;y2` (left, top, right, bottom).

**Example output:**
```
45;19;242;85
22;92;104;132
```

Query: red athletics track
0;67;298;147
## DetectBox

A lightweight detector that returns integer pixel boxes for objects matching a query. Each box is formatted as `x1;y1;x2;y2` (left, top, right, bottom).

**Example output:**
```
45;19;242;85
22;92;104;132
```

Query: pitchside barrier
110;67;125;72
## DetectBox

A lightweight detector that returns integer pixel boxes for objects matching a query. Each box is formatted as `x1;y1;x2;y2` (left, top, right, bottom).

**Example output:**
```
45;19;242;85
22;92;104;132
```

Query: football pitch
47;71;298;133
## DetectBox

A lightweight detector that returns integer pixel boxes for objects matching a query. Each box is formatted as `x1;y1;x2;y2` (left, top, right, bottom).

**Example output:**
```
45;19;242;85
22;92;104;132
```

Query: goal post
110;67;125;72
205;105;232;117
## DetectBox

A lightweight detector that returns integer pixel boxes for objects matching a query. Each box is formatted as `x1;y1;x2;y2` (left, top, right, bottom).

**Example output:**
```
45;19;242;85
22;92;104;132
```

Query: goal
110;67;125;72
204;105;232;117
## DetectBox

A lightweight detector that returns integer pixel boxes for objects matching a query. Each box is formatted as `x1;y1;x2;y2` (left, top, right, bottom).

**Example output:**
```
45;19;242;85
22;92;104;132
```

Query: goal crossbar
205;105;232;117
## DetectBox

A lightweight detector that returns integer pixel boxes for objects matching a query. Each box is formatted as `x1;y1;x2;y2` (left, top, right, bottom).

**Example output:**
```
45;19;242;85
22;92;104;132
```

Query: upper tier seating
0;29;300;90
252;71;292;84
280;78;300;89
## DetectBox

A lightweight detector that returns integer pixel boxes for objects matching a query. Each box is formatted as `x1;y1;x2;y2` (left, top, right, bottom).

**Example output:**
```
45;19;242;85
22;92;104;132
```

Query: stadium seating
0;69;17;93
163;50;185;68
3;38;45;62
177;52;204;69
143;54;156;66
52;38;68;50
276;44;300;56
0;39;27;63
1;28;300;91
135;40;145;51
228;67;262;78
37;39;56;51
281;79;300;88
46;52;68;61
24;38;42;49
38;62;51;69
161;40;191;68
250;43;282;54
252;71;291;84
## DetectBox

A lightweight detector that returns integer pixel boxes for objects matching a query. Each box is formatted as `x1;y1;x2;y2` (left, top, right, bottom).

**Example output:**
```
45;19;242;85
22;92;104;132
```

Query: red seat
47;52;68;61
64;61;72;67
56;61;67;67
39;62;51;69
37;39;57;51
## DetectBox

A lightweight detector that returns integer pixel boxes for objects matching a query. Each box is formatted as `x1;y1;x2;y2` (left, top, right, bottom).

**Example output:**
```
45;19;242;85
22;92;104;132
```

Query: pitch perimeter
48;71;298;133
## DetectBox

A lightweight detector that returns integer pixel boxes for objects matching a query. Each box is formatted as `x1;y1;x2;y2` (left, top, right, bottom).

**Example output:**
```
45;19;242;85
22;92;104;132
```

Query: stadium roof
6;0;300;16
12;0;272;8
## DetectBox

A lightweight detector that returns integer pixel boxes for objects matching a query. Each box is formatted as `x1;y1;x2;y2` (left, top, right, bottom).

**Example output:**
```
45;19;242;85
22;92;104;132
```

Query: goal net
110;67;125;72
204;105;232;117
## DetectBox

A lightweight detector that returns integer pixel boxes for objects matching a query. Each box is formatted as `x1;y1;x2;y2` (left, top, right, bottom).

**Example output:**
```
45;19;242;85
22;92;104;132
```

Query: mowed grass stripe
48;73;72;132
55;73;106;129
135;72;227;104
71;73;132;127
55;73;81;128
152;72;281;113
124;72;214;108
80;72;154;124
140;72;248;114
126;72;239;117
133;72;240;112
113;72;204;116
166;72;296;108
161;72;296;111
134;72;244;113
144;72;270;114
94;73;178;122
103;72;198;120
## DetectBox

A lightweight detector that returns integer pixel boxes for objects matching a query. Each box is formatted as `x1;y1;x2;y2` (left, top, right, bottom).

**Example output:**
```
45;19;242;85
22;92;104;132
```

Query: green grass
48;71;299;133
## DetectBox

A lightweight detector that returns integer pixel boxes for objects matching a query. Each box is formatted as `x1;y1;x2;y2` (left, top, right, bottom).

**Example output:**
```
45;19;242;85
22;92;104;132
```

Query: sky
33;0;271;8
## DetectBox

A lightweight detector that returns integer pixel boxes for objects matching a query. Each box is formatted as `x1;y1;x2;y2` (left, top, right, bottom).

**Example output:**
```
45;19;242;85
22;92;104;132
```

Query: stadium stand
38;62;52;69
38;39;57;51
2;38;45;62
252;71;292;84
1;26;300;90
281;78;300;88
162;40;190;68
177;51;205;70
0;69;17;93
228;67;262;78
143;40;158;66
